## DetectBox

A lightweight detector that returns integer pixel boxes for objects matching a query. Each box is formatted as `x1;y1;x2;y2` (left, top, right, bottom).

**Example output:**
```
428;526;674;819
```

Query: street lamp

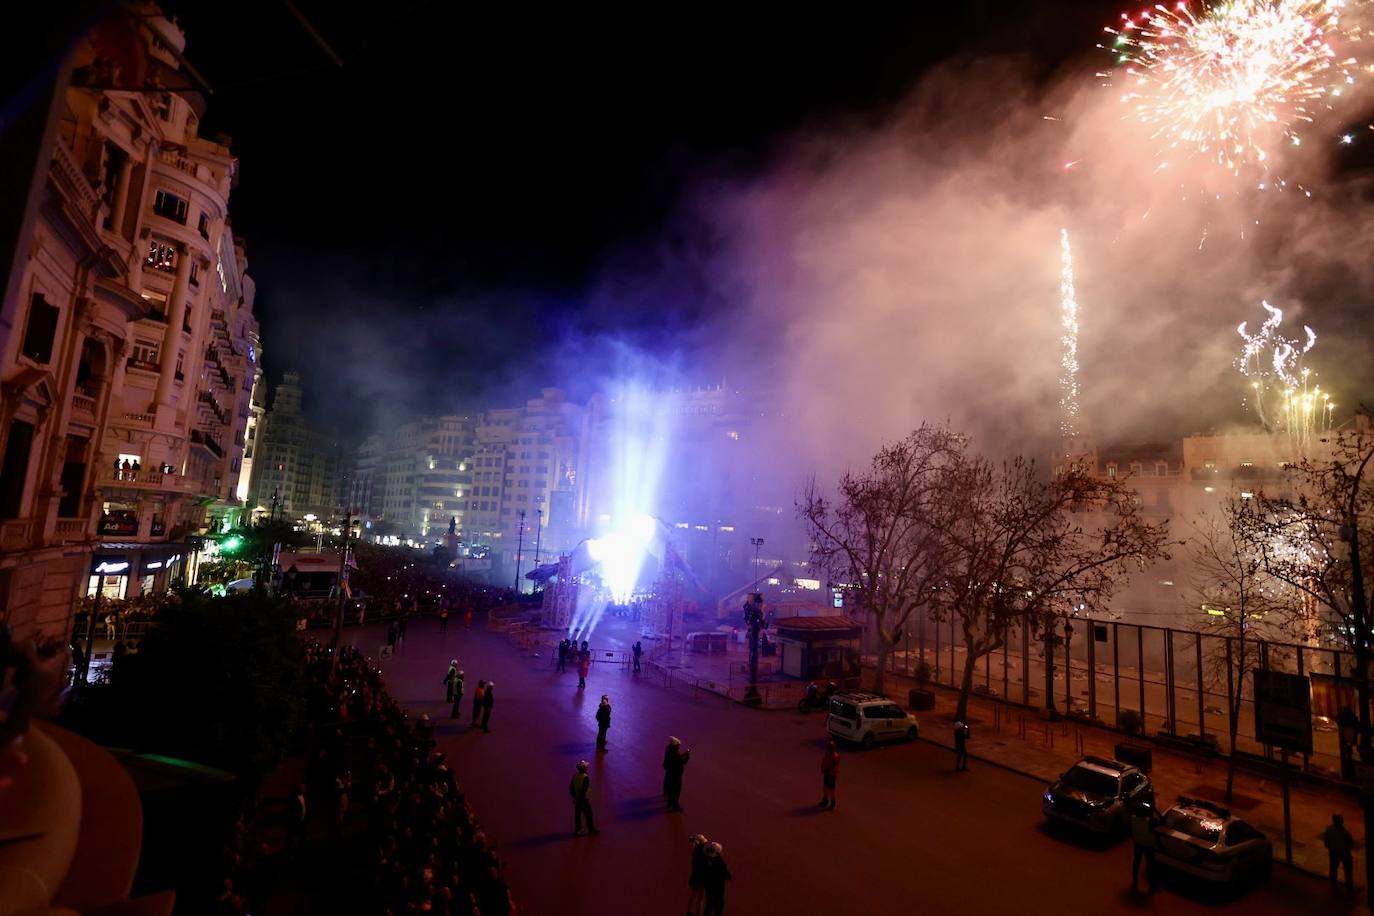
750;537;765;591
514;509;527;593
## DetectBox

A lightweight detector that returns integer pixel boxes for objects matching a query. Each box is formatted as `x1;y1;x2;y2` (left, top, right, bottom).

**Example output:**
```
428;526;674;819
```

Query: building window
189;261;200;287
20;293;59;364
1155;462;1168;476
146;240;176;273
0;420;35;519
129;338;159;371
1106;465;1116;478
198;212;211;240
153;190;188;224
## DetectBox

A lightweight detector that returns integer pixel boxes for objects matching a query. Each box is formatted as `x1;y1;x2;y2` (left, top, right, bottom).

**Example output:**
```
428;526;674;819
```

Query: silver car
1154;797;1273;886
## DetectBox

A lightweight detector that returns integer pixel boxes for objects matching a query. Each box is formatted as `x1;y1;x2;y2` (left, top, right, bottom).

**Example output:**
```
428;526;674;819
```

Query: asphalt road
368;617;1352;916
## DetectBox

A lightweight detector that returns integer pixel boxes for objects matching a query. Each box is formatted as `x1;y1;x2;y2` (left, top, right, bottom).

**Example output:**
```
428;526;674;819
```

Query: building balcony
71;391;97;417
98;466;199;496
190;429;224;459
54;517;89;543
126;357;160;374
0;518;35;550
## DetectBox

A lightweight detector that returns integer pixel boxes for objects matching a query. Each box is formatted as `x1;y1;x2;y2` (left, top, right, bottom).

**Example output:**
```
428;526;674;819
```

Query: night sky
157;1;1123;435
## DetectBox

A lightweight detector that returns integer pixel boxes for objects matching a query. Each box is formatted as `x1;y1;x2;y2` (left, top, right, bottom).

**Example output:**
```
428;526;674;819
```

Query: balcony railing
126;357;159;373
71;392;96;414
55;518;88;541
190;428;224;458
0;519;34;550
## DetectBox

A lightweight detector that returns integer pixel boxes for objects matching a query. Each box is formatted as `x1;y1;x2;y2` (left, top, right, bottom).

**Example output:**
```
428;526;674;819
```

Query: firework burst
1102;0;1366;188
1235;300;1333;451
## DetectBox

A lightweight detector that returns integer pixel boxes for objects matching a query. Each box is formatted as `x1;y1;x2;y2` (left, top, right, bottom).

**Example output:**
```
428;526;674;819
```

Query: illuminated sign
93;561;129;574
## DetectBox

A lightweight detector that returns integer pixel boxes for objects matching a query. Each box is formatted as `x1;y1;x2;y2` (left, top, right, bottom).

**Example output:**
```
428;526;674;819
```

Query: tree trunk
1225;635;1244;804
955;647;980;722
873;637;891;697
1357;641;1370;760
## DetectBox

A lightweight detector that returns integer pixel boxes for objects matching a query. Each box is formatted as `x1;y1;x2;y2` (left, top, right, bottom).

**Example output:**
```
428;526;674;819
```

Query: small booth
775;615;862;680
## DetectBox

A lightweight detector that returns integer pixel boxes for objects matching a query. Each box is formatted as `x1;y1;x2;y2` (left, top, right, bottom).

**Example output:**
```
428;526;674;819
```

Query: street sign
1253;669;1313;755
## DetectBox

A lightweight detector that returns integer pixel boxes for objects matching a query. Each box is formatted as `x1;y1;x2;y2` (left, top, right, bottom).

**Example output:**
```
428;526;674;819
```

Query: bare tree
1189;498;1301;801
799;424;968;697
1243;414;1374;754
942;460;1172;722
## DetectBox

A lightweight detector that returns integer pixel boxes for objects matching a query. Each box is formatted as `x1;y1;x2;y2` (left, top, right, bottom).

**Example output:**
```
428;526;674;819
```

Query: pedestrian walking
438;605;449;633
481;680;495;733
702;842;731;916
953;720;970;771
104;611;116;641
686;834;710;916
596;694;612;751
557;638;569;673
570;760;599;836
578;653;591;689
471;679;486;727
1323;812;1355;897
819;740;840;810
633;640;643;673
444;659;459;703
663;736;691;811
285;783;308;852
386;621;398;651
1130;801;1158;894
450;669;465;718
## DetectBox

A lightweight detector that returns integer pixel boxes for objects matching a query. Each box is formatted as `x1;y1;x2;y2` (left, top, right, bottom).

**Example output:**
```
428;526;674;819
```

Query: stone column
152;242;190;419
109;155;133;239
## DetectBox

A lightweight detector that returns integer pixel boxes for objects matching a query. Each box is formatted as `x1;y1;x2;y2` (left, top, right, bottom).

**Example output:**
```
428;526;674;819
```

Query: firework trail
1059;228;1081;437
1235;300;1332;450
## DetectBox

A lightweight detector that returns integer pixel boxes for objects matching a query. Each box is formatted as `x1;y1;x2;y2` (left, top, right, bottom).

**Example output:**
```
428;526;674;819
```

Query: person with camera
663;736;691;811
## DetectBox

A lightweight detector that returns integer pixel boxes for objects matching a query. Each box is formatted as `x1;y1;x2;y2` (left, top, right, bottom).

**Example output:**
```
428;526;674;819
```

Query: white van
827;692;920;749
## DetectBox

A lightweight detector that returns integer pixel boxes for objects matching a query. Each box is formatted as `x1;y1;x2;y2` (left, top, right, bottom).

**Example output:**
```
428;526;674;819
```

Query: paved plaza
354;615;1357;916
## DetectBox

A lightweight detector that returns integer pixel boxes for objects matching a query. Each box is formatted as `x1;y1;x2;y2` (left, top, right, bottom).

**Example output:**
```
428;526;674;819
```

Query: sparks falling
1235;299;1333;451
1058;227;1081;437
1101;0;1366;187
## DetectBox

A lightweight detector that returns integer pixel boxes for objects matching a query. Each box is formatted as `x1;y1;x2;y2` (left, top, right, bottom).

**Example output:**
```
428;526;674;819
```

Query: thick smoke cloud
674;51;1374;496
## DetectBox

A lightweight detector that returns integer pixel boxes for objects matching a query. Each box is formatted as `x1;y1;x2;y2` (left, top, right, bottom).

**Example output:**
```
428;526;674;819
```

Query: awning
525;562;560;583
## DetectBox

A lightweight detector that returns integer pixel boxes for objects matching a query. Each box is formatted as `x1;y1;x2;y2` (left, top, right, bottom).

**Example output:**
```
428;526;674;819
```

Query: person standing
578;652;591;690
471;680;486;727
1323;812;1355;897
633;641;643;673
396;614;408;647
570;760;599;836
702;842;731;916
686;834;710;916
819;740;840;810
663;737;690;811
595;695;612;751
557;638;569;673
386;621;398;653
1130;801;1158;894
953;720;970;772
481;680;495;733
285;783;308;852
450;670;465;719
444;659;460;703
438;605;449;633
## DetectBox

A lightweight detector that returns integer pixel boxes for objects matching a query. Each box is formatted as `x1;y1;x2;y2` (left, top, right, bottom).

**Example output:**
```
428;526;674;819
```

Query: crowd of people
301;641;517;915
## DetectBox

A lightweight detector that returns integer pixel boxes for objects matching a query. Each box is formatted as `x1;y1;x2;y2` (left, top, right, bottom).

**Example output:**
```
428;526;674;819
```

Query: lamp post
533;508;543;569
329;511;353;678
750;537;765;592
514;510;526;593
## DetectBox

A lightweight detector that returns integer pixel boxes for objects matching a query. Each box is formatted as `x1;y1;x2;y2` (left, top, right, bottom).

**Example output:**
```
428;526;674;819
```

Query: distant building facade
247;372;339;521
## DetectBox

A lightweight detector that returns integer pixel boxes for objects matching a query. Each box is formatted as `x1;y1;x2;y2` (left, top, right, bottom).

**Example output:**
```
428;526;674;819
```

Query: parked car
1153;796;1272;886
827;692;919;749
1042;755;1153;834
